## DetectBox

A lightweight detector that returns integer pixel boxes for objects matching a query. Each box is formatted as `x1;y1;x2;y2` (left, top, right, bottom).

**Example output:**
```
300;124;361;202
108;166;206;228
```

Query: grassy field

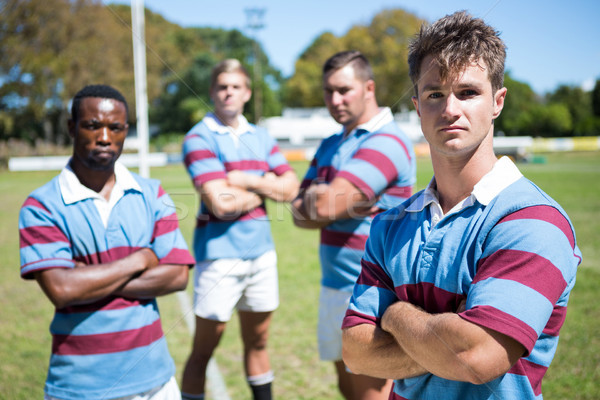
1;152;599;399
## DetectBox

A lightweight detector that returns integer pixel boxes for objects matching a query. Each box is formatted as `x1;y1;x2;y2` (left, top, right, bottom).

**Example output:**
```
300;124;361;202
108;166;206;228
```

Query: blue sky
106;0;600;95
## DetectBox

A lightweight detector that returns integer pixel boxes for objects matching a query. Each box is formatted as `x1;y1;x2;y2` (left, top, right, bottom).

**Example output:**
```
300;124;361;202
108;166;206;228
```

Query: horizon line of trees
1;0;600;148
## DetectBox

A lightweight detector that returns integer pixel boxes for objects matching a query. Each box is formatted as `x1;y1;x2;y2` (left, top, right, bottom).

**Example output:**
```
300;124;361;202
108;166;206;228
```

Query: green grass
1;152;599;399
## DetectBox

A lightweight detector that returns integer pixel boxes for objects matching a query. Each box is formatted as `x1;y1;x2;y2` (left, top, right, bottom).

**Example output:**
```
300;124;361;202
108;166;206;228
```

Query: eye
428;92;443;99
461;89;478;97
109;124;126;132
82;121;101;130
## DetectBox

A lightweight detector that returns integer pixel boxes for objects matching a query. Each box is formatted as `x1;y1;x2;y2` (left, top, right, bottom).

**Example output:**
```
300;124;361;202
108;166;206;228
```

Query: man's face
323;65;374;132
210;72;251;121
412;55;506;158
69;97;128;171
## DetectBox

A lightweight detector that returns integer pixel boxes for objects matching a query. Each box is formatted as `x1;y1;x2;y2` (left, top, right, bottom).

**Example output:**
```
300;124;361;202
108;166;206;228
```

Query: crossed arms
198;170;299;219
342;301;525;384
291;177;378;229
35;248;188;309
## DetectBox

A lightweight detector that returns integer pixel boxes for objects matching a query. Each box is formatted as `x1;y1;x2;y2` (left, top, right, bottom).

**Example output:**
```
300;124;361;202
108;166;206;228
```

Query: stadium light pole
131;0;150;178
245;8;265;123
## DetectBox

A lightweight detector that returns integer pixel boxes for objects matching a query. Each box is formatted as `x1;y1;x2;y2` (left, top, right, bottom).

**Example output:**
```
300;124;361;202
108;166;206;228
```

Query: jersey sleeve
182;131;227;187
265;134;293;176
150;184;195;267
342;212;399;328
460;205;581;355
336;133;413;201
19;196;74;279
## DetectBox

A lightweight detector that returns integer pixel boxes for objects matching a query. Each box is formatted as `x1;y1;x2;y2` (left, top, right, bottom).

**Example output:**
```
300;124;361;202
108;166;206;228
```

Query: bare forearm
200;183;263;219
381;302;521;384
35;248;156;309
115;264;189;298
291;196;332;229
342;324;427;379
241;171;299;202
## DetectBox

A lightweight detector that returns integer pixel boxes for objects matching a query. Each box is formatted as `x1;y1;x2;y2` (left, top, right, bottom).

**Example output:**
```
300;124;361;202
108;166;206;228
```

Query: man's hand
227;170;259;190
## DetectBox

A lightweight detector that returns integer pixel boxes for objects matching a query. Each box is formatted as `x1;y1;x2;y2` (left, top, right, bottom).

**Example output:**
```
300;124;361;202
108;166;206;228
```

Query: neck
70;158;116;201
344;104;380;135
430;140;497;214
214;111;240;129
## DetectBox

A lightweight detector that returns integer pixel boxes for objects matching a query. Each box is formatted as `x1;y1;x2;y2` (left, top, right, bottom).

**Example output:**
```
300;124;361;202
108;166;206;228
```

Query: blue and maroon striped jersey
344;158;581;399
301;108;416;291
19;165;194;399
183;113;293;261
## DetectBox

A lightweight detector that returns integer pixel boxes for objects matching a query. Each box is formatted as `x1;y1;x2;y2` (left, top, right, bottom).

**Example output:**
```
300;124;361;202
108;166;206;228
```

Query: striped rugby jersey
183;113;293;261
344;157;581;399
301;107;416;292
19;162;194;399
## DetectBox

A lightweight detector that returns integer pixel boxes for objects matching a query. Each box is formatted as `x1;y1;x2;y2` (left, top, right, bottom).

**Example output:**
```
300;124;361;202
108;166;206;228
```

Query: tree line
1;0;599;147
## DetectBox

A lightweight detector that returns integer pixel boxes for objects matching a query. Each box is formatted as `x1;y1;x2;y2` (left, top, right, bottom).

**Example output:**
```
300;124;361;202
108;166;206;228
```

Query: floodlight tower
245;8;266;123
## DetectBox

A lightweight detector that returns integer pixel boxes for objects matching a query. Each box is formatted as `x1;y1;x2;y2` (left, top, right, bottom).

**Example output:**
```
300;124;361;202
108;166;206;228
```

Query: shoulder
127;171;163;199
494;177;566;217
368;125;414;154
21;176;61;213
184;120;212;140
318;132;344;150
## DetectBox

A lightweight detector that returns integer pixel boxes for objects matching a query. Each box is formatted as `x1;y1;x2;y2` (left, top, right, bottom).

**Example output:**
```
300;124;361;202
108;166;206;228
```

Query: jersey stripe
184;149;218;168
395;282;466;314
52;318;163;356
321;229;368;250
475;249;567;304
498;205;575;249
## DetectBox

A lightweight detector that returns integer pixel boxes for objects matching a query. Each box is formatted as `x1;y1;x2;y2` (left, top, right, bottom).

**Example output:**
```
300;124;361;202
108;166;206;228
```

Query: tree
284;32;343;107
284;9;423;110
547;85;592;136
0;0;284;144
495;72;539;136
591;79;600;117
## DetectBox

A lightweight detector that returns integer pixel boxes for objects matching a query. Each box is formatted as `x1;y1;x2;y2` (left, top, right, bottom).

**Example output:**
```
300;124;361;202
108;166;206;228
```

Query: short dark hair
408;11;506;95
71;84;129;122
323;50;374;82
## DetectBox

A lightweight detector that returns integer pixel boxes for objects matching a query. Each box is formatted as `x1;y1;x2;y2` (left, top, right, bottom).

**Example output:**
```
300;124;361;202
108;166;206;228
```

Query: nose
442;94;461;119
97;127;111;144
330;91;343;106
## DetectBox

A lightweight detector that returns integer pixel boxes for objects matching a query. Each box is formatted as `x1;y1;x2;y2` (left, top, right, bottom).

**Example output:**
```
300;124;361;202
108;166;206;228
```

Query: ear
243;87;252;104
68;119;76;139
492;87;507;119
365;79;376;100
412;96;421;117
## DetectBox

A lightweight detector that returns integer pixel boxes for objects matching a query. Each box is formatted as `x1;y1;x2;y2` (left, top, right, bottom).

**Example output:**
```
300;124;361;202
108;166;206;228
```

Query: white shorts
193;250;279;322
317;286;352;361
45;376;180;400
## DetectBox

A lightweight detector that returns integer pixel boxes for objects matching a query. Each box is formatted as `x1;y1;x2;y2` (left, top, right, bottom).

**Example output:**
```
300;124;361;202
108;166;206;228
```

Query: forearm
115;264;189;298
291;196;332;229
200;183;263;219
35;248;156;309
381;302;519;384
243;171;299;202
342;324;427;379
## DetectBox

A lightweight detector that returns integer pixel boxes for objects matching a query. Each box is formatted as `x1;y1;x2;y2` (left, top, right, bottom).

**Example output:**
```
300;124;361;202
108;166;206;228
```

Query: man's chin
85;157;118;171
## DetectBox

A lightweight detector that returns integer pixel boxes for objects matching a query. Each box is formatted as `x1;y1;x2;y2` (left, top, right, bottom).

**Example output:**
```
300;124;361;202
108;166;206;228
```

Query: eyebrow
421;80;484;92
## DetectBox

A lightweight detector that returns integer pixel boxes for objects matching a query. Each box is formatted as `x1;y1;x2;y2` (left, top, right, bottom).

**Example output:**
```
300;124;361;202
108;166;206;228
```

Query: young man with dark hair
292;50;416;400
19;84;194;400
342;11;581;399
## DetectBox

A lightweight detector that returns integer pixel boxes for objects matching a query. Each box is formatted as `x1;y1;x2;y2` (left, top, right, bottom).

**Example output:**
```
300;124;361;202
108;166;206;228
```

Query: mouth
440;125;465;133
92;149;116;160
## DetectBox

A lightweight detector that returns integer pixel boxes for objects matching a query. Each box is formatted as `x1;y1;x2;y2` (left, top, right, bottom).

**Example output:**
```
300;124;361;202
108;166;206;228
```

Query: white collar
203;112;254;136
347;107;393;136
406;156;523;214
59;160;142;205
